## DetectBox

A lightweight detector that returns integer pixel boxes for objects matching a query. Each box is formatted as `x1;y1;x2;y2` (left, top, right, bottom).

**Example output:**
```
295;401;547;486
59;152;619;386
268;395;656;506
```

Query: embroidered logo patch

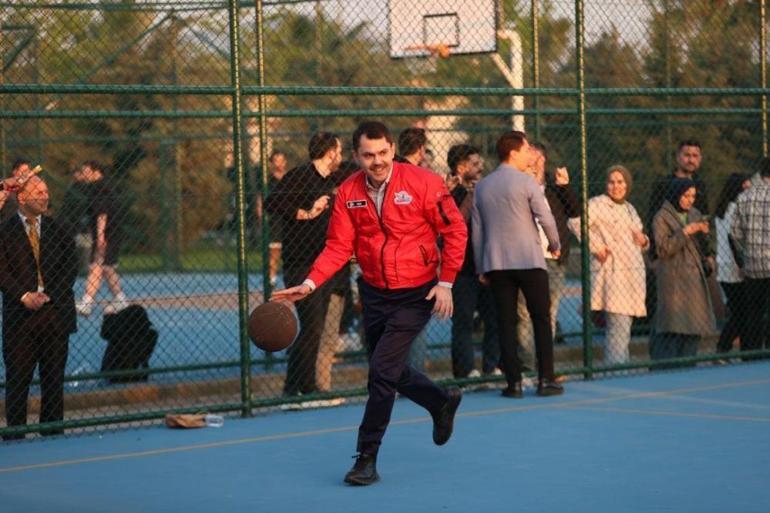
393;190;413;205
346;200;367;209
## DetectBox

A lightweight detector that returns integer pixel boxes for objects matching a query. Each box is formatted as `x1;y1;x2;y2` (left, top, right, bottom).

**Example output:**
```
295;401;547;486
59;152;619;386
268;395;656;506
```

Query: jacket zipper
377;181;390;288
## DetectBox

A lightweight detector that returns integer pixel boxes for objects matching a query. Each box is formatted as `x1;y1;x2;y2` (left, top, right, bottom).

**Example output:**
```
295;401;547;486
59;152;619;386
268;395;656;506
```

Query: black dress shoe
344;453;379;486
501;382;523;398
536;380;564;397
432;386;462;445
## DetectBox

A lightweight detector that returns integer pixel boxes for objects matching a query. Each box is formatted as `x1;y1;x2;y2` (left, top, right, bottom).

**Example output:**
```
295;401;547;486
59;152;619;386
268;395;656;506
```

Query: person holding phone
649;178;716;363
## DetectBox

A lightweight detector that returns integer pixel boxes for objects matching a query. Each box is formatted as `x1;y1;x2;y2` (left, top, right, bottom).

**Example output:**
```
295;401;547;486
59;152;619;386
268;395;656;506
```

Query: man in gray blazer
472;131;564;398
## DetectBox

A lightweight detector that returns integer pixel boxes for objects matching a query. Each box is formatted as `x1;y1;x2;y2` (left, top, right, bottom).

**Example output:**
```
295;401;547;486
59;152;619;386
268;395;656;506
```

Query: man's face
18;177;49;216
458;153;484;182
528;148;546;185
269;154;287;179
13;163;31;178
329;140;343;172
355;135;395;184
510;139;535;172
676;145;702;175
80;165;101;182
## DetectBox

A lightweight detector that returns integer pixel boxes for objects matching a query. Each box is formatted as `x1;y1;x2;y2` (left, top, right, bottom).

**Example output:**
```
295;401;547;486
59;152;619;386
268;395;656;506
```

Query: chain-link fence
1;0;769;439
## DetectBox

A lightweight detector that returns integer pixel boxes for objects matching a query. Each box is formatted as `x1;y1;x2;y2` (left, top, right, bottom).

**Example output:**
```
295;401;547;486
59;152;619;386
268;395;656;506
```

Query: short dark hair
496;131;527;162
352;121;393;151
269;150;285;162
677;139;701;152
398;128;427;157
11;158;31;173
759;156;770;178
82;160;106;174
308;132;339;160
447;144;480;173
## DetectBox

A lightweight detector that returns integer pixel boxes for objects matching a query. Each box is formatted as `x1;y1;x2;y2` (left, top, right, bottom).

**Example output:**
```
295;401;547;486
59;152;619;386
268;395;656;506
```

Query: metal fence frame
1;0;769;438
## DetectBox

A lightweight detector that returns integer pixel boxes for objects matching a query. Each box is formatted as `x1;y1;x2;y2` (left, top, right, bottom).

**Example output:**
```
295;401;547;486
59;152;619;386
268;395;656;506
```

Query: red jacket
307;162;467;290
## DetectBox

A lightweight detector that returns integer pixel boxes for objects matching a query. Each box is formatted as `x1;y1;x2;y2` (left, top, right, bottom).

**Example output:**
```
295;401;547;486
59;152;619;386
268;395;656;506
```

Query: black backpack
100;305;158;383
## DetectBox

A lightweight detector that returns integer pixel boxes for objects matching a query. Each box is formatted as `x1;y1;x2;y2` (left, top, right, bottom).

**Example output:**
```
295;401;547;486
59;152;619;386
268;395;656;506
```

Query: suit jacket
472;163;560;273
0;214;78;338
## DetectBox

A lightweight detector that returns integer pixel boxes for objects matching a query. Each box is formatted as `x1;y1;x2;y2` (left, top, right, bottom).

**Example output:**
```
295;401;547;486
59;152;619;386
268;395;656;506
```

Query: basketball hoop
402;44;450;75
404;43;452;59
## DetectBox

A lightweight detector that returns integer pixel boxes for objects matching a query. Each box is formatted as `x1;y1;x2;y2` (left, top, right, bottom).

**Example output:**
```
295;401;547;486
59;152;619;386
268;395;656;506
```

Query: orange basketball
248;301;300;352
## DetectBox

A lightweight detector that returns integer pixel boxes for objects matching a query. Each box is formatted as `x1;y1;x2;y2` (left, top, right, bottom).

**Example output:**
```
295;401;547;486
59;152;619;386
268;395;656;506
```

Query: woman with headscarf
650;178;716;362
714;173;752;354
572;165;649;366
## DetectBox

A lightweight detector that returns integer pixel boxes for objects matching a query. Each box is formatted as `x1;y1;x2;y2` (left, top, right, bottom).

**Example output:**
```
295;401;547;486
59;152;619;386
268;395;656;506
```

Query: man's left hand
426;284;453;319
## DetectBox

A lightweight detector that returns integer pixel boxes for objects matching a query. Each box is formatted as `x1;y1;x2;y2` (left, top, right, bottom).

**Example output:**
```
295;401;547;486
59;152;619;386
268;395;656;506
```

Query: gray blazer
472;163;560;273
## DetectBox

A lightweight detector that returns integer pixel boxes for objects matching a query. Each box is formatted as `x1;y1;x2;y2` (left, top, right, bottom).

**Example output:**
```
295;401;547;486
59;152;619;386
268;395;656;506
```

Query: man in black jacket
0;176;78;439
446;144;500;379
517;142;581;372
264;132;343;399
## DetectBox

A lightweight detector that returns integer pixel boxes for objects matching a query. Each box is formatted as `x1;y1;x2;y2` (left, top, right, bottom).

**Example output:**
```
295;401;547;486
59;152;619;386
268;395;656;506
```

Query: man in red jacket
273;121;467;486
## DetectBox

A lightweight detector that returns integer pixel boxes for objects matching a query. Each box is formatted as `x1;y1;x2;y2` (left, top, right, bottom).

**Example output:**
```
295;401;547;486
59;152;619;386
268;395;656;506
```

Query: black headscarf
667;177;696;213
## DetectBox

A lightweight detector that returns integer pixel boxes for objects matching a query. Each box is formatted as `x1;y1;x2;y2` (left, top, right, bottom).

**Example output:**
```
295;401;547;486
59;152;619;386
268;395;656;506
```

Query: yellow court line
578;381;770;411
1;376;769;474
563;405;770;423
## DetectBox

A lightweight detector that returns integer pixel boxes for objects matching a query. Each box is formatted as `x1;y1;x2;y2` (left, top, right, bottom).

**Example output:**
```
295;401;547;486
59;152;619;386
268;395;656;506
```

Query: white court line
1;377;769;474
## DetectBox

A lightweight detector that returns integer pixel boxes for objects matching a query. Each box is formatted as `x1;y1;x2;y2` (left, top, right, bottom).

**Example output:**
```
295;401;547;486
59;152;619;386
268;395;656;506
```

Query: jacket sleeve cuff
437;281;453;289
438;269;458;285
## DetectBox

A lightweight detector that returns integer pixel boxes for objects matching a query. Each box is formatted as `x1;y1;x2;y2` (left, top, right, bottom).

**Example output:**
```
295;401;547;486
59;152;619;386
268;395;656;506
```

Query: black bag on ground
100;305;158;383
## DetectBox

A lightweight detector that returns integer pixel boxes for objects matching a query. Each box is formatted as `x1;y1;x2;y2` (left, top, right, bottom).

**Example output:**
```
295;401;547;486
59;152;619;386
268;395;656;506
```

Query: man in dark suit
0;176;78;440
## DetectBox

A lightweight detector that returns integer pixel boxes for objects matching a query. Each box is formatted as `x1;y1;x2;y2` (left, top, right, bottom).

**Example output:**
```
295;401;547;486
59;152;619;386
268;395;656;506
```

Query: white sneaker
75;300;94;317
467;369;481;378
111;296;130;313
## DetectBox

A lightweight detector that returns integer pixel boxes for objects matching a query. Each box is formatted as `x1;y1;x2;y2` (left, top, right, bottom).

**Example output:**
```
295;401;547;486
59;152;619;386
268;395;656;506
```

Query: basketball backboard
388;0;497;59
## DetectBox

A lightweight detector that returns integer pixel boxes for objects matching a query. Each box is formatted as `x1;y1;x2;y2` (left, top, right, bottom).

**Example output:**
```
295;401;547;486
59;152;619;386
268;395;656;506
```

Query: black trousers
451;274;500;377
3;308;69;439
488;268;555;386
744;278;770;353
717;281;751;353
282;264;334;396
356;279;448;455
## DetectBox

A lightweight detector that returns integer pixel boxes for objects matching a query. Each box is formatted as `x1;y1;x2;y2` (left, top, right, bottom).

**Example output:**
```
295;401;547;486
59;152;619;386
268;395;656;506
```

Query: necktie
26;217;44;290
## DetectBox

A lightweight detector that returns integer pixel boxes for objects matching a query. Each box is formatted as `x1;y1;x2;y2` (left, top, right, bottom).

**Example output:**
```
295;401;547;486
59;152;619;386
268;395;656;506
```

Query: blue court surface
2;362;769;513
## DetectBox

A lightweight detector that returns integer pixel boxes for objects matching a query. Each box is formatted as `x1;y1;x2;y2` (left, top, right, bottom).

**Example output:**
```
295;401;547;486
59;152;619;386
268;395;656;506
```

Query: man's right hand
554;167;570;185
21;291;50;311
311;195;331;215
1;176;21;192
270;284;313;303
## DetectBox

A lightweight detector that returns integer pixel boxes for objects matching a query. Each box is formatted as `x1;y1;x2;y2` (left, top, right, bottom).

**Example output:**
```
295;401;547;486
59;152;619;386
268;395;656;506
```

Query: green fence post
228;0;252;417
663;0;674;170
761;0;768;157
575;0;593;379
531;0;541;141
254;0;274;371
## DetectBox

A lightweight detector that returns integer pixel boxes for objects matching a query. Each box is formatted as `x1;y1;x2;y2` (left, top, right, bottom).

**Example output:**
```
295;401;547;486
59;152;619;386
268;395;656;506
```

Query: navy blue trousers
356;279;448;454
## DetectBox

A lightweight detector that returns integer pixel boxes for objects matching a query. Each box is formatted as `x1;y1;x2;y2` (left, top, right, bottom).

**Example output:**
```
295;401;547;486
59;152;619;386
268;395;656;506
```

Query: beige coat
652;201;716;336
587;195;648;317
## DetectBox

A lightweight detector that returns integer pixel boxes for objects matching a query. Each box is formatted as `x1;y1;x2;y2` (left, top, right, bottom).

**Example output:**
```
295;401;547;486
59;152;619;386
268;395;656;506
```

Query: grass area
119;245;265;274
